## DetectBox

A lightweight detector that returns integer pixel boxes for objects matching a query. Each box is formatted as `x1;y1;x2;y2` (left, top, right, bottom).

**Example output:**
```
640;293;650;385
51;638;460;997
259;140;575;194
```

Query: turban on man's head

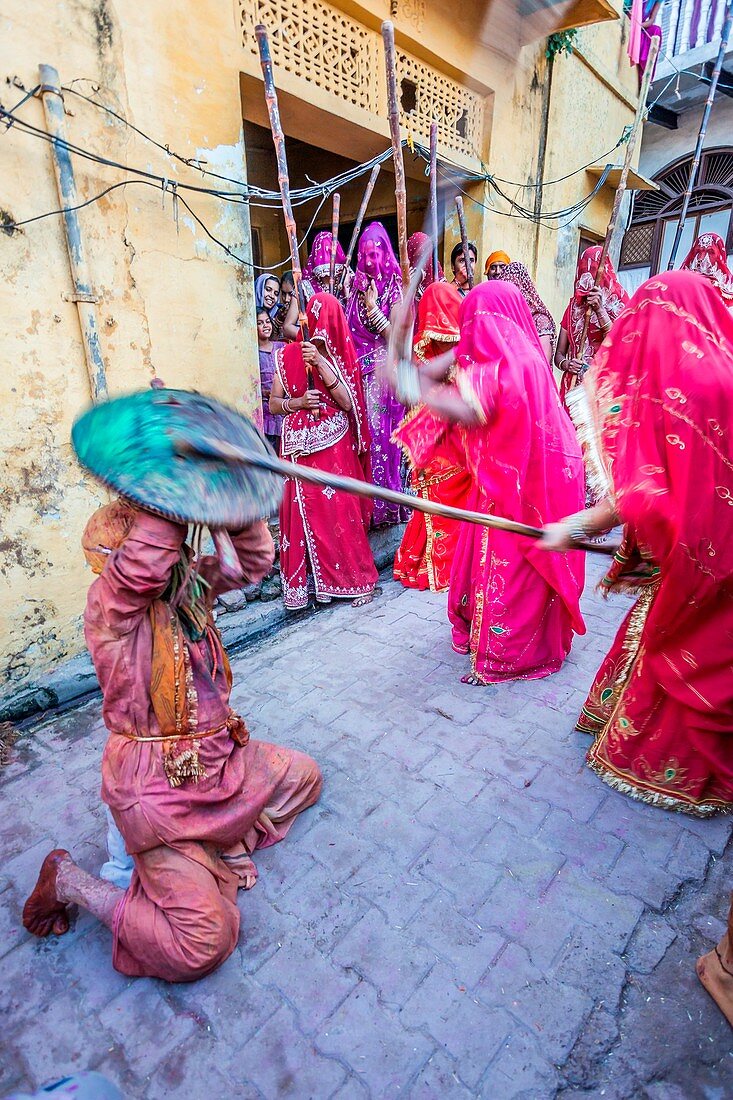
82;500;137;574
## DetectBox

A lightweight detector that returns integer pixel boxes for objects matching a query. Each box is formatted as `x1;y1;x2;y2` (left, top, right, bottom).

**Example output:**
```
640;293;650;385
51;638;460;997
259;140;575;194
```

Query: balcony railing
660;0;727;59
239;0;486;164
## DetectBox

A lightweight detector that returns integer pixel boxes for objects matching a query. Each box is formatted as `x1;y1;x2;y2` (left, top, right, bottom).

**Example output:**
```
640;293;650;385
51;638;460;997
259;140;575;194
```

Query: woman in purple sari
345;222;407;526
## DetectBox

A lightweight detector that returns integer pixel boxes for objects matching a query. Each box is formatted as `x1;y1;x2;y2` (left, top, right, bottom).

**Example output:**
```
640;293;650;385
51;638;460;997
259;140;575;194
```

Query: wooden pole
667;2;733;269
255;26;309;347
381;20;410;288
328;191;341;295
429;121;439;279
38;64;108;403
576;36;659;362
454;196;474;290
255;25;318;415
180;435;614;556
338;163;380;295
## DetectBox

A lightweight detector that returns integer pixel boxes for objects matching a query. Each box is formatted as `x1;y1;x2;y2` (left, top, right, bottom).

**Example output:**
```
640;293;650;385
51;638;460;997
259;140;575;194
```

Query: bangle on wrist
564;512;590;544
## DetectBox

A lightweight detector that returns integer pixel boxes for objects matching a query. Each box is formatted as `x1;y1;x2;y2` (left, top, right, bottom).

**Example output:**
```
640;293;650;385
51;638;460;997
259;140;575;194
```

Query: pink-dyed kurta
84;511;322;981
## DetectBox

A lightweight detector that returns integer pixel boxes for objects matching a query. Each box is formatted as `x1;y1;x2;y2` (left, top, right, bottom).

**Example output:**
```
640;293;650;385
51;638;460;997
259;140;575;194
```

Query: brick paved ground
2;554;732;1098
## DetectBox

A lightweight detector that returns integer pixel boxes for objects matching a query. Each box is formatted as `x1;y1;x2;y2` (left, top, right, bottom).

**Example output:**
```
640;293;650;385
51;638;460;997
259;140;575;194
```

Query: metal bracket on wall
62;291;100;304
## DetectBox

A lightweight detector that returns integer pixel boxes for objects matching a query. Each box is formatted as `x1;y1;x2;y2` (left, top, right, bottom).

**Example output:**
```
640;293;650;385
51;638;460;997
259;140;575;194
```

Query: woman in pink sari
680;232;733;307
270;293;378;609
402;281;585;683
543;271;733;815
282;232;351;340
393;283;470;591
556;246;628;408
346;222;408;526
407;230;445;304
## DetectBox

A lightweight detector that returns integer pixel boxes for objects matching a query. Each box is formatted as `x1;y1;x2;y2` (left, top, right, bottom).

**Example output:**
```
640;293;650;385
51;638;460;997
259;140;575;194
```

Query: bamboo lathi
667;6;733;269
329;191;341;295
381;20;410;288
338;163;380;294
455;196;474;290
576;37;659;363
255;24;317;414
178;435;616;556
429;121;439;278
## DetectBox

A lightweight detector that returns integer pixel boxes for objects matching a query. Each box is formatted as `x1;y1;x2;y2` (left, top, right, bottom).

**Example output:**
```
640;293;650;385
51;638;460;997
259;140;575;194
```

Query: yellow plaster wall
0;0;258;704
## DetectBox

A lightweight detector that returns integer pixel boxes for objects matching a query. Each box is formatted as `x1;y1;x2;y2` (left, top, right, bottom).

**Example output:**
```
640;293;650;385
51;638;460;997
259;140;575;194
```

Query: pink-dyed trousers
108;739;322;982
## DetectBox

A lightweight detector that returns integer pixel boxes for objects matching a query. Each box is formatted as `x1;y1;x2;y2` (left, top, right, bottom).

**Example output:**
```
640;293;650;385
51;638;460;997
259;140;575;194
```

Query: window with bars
621;147;733;273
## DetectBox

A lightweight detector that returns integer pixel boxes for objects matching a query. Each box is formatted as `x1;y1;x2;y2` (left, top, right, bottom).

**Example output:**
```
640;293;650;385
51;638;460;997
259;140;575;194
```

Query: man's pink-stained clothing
84;511;322;982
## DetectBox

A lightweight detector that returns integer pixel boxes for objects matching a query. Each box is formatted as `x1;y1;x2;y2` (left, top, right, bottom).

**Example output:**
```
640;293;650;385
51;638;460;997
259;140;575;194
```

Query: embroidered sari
393;283;470;591
680;233;733;308
559;246;628;407
447;283;586;682
578;271;733;815
277;293;377;609
345;222;407;526
497;262;556;346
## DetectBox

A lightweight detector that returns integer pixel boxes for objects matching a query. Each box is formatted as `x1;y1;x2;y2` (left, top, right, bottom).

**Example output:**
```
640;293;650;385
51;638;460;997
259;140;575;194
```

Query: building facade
619;0;733;292
1;0;641;717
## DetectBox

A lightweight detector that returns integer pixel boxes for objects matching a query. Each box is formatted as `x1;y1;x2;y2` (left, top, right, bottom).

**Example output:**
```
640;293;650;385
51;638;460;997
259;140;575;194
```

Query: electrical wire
0;90;395;209
1;69;644;249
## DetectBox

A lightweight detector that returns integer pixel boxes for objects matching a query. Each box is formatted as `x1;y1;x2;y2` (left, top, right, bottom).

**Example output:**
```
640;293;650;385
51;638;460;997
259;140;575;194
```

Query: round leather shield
72;388;283;528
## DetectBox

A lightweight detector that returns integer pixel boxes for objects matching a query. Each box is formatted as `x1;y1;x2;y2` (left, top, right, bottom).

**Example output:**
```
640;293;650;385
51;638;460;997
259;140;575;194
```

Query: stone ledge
0;524;405;725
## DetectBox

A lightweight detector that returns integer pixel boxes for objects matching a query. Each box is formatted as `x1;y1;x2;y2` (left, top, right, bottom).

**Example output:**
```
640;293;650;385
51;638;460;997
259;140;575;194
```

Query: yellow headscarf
484;250;511;275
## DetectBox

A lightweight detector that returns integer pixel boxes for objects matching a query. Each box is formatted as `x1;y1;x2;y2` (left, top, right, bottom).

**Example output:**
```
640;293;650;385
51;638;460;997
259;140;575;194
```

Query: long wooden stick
329;192;341;295
339;163;380;294
255;25;316;413
381;21;410;288
576;36;658;363
179;436;614;555
255;25;309;347
455;196;474;290
667;3;733;269
429;121;439;279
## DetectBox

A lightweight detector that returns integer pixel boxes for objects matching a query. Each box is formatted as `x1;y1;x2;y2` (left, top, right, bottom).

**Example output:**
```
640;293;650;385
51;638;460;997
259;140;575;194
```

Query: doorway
243;120;433;278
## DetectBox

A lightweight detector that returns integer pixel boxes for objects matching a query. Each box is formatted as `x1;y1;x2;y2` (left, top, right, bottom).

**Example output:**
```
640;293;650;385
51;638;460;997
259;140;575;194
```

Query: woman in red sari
397;281;585;683
680;232;733;307
556;246;629;408
270;293;378;610
393;283;471;592
543;270;733;816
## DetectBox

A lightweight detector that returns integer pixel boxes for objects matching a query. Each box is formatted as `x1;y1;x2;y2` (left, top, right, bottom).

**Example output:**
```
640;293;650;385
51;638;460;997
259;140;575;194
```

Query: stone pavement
1;554;732;1099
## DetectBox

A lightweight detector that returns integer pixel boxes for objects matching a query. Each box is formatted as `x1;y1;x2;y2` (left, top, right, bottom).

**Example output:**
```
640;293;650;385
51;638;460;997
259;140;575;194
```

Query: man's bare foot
22;849;72;937
696;935;733;1028
220;842;258;890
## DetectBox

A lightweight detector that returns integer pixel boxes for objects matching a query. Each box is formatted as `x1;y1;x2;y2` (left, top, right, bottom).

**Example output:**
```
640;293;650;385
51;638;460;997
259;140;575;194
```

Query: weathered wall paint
1;0;258;712
0;0;639;713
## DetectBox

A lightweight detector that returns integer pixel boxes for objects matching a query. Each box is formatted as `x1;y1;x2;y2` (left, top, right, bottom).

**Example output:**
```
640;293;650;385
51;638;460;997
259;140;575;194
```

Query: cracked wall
0;0;258;710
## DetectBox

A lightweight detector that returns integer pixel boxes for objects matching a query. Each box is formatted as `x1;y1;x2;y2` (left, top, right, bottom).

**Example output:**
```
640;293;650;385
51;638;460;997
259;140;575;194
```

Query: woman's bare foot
461;672;486;686
22;849;72;937
352;585;381;608
696;934;733;1028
